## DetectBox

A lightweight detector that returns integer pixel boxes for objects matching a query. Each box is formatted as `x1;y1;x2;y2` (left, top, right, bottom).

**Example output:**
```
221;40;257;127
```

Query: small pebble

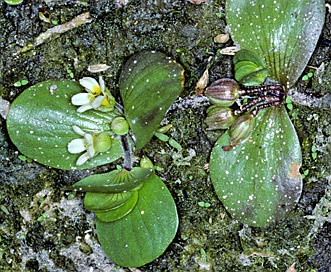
0;97;10;119
188;0;209;4
214;33;230;44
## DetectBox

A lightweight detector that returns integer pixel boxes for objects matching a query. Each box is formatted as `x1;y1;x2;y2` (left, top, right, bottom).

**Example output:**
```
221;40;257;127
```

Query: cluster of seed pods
204;78;285;150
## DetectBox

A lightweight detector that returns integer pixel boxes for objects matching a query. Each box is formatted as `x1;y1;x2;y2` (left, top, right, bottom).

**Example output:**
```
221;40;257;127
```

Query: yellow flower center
101;97;110;106
91;85;102;95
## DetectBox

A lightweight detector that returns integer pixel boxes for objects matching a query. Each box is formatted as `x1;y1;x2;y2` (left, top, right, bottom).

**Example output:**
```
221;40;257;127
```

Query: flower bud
223;114;255;151
93;132;112;153
111;117;129;136
205;78;241;106
204;106;236;130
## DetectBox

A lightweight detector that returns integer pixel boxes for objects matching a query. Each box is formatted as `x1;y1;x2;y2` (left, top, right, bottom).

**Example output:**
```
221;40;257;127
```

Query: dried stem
17;12;93;54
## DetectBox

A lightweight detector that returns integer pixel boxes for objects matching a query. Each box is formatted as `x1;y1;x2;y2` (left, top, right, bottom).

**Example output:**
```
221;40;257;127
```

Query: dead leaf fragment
286;263;296;272
289;163;301;179
195;69;209;94
87;64;111;73
220;46;240;55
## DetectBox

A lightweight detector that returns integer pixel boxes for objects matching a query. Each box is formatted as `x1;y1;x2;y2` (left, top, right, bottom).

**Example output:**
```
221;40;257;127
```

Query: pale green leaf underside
233;49;268;86
71;167;153;193
119;51;184;150
96;173;178;267
210;106;302;227
7;80;122;170
84;191;134;212
95;191;139;222
81;168;153;222
227;0;324;88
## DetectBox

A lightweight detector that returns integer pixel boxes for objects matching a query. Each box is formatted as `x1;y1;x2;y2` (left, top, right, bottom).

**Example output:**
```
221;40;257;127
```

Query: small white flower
71;76;115;113
67;125;112;166
68;125;96;166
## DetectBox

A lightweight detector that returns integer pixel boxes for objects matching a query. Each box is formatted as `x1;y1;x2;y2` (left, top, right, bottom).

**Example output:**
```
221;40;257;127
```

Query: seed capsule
93;132;112;153
205;78;241;106
111;117;129;136
205;106;236;130
223;114;255;151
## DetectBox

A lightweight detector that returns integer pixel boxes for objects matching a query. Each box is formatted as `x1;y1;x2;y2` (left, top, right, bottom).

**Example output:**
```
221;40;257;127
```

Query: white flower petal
71;93;91;105
77;104;94;113
84;133;93;145
79;77;100;94
91;96;105;109
86;145;96;158
68;139;86;154
99;76;105;93
72;125;85;136
76;153;90;166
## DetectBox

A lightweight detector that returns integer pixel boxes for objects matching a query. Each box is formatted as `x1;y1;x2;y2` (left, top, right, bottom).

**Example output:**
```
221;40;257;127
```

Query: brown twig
17;12;93;54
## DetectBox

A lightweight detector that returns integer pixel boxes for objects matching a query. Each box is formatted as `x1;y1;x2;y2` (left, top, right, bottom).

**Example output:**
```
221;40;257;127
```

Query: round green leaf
210;106;302;227
7;80;123;170
227;0;325;88
95;191;139;222
71;167;153;193
119;51;184;150
96;173;178;267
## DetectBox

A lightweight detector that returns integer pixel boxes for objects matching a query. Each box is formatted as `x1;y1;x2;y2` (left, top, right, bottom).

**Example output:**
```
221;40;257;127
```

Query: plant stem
120;134;133;170
115;101;133;170
115;102;124;115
